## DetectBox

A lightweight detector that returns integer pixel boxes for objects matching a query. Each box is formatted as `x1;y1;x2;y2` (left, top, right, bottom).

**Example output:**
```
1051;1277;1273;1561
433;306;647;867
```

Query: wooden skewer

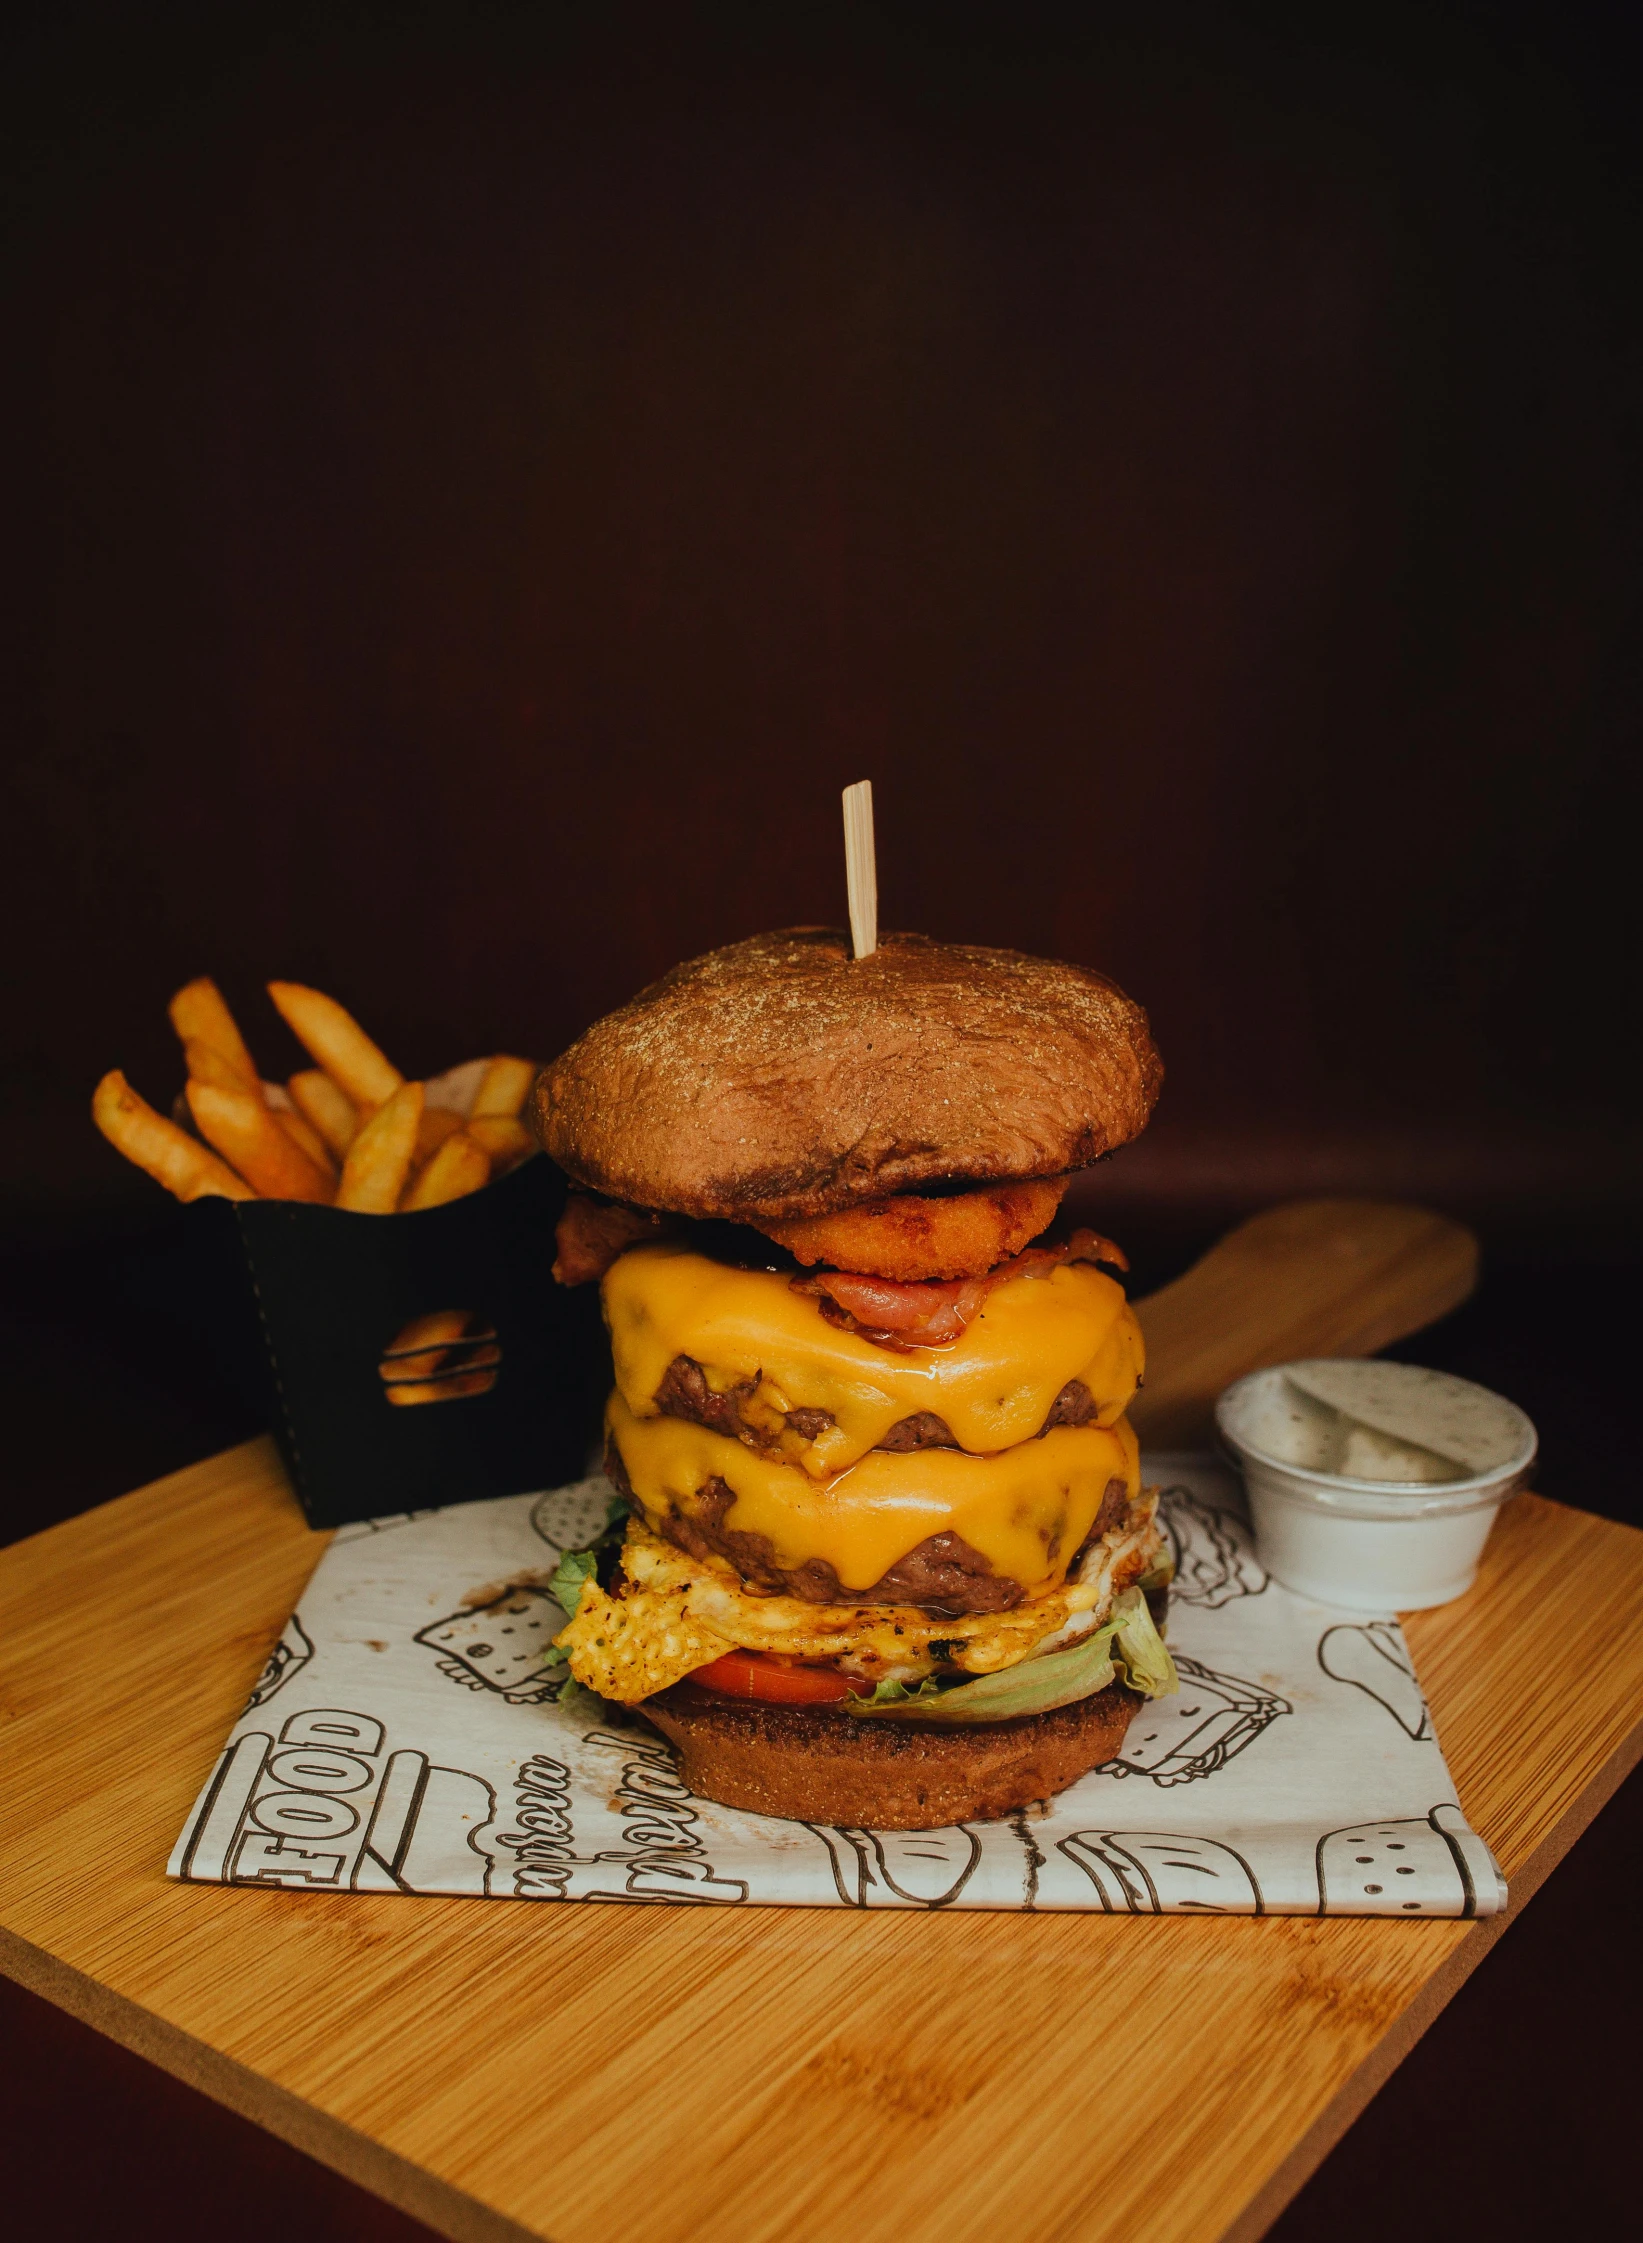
842;780;878;961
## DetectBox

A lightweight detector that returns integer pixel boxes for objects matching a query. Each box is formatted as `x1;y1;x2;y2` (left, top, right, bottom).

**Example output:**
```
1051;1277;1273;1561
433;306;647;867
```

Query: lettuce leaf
844;1588;1177;1725
543;1500;636;1706
1109;1587;1177;1697
548;1545;598;1621
546;1494;628;1625
861;1674;945;1708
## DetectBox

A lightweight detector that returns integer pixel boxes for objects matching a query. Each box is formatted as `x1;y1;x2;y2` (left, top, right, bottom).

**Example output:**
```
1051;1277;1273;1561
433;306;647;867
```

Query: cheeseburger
534;927;1175;1831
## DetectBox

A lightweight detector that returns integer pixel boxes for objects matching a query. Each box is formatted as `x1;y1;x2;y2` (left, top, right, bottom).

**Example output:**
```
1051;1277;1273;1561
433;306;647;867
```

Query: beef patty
653;1352;1102;1455
604;1440;1133;1618
652;1356;834;1445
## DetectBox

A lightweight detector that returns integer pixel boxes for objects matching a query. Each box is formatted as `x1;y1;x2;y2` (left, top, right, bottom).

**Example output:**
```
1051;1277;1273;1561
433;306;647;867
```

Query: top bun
534;929;1162;1221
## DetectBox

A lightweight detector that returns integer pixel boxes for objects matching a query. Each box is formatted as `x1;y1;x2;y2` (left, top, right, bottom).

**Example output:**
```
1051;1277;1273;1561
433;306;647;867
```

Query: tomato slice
687;1650;858;1705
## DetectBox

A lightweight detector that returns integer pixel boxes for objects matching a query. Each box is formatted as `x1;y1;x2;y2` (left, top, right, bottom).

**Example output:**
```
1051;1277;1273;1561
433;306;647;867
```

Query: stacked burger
535;928;1176;1830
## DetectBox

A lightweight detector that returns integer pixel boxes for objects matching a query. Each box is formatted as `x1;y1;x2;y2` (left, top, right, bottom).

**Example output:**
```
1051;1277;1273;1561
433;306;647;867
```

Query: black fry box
183;1151;608;1528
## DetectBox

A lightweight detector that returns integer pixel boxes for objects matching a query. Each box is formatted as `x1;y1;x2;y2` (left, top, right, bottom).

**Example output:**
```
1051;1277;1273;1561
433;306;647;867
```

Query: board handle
1129;1198;1479;1450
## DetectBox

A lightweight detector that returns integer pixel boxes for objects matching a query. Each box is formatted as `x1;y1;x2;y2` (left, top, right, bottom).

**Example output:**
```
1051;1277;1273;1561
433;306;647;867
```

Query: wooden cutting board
2;1198;1640;2243
1128;1197;1480;1448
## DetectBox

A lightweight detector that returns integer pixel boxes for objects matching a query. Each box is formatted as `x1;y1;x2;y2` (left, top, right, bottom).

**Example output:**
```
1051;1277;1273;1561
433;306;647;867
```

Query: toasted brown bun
640;1681;1142;1829
534;928;1162;1220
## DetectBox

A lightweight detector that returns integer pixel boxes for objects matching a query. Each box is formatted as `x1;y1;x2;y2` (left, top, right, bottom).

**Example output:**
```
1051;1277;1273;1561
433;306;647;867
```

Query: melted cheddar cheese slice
608;1389;1140;1599
603;1242;1143;1475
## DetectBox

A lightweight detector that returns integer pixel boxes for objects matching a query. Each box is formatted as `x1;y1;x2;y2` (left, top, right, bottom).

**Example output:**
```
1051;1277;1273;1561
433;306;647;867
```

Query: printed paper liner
170;1456;1506;1915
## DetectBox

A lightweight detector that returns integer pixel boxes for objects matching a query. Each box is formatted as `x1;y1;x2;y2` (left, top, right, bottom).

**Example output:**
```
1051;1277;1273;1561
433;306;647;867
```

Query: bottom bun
640;1682;1142;1830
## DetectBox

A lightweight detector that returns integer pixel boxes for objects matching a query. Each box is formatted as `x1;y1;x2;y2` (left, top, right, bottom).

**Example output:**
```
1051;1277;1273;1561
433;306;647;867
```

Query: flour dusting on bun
534;926;1161;1220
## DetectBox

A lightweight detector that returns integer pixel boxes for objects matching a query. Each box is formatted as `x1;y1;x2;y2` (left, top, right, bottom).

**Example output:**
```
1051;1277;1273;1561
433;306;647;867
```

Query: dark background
2;4;1639;2238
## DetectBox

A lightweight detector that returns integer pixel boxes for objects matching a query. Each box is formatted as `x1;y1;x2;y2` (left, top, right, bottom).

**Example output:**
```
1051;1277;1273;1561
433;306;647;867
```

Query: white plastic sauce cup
1214;1360;1537;1611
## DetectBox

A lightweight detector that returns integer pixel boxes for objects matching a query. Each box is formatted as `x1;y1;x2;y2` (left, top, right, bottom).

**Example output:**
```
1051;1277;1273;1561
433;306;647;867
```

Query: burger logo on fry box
92;978;607;1526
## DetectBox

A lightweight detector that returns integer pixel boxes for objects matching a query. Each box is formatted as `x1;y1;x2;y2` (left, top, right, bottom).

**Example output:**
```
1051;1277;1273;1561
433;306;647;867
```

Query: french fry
267;982;402;1111
379;1308;477;1374
181;1038;255;1096
335;1081;423;1212
271;1103;337;1180
385;1368;498;1407
187;1081;334;1203
288;1069;358;1159
182;1036;334;1173
105;974;529;1221
167;977;260;1091
471;1055;537;1119
415;1105;465;1163
93;1071;256;1202
465;1114;533;1171
378;1310;498;1379
402;1129;490;1212
176;1001;340;1185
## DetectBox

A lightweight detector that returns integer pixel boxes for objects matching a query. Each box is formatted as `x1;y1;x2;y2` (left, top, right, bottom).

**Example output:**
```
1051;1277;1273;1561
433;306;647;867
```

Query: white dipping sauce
1215;1360;1536;1611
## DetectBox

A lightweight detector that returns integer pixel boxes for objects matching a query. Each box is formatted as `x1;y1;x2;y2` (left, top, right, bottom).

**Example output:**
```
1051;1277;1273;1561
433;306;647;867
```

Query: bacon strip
553;1194;673;1285
793;1228;1128;1348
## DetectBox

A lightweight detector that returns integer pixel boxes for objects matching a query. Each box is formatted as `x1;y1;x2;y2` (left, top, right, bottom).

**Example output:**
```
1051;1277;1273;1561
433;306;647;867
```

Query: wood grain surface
2;1200;1639;2243
1128;1198;1480;1447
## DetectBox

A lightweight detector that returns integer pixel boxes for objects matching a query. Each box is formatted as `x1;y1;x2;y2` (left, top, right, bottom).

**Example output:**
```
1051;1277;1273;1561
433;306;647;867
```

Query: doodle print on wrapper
1318;1622;1433;1741
1160;1484;1268;1607
241;1612;314;1711
169;1459;1507;1915
175;1706;750;1903
1316;1805;1503;1917
1058;1831;1264;1914
531;1481;618;1552
333;1510;440;1544
411;1479;610;1703
416;1586;570;1704
1097;1655;1292;1786
807;1816;1050;1909
174;1707;499;1896
485;1728;747;1903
